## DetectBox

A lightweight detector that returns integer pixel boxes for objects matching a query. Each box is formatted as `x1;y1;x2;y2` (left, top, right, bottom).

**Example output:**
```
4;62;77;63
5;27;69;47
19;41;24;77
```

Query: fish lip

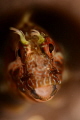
25;85;58;102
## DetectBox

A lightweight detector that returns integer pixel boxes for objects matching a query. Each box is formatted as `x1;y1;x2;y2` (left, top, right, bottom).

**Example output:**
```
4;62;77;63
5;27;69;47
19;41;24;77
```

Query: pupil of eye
49;44;54;53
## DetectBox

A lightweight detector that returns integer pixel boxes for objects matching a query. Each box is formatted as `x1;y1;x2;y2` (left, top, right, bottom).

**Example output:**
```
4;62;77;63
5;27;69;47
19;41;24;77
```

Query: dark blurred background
0;0;80;120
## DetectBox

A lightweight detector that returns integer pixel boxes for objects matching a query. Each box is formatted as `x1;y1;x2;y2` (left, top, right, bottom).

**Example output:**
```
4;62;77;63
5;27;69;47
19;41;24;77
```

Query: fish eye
49;44;54;53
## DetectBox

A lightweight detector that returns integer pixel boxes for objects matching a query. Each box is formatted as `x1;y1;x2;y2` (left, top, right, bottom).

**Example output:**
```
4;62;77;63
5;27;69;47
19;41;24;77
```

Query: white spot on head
58;80;61;84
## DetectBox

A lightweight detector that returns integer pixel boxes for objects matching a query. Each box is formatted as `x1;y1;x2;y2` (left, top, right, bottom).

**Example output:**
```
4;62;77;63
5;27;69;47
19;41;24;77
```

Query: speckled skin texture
7;25;63;102
0;0;80;120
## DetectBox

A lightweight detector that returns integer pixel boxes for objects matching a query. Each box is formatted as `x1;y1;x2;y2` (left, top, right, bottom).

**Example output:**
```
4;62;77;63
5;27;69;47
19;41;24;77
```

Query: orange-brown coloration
7;26;63;102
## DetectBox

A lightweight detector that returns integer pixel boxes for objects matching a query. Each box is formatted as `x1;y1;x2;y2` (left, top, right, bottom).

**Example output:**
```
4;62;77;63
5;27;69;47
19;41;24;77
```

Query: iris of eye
49;44;54;53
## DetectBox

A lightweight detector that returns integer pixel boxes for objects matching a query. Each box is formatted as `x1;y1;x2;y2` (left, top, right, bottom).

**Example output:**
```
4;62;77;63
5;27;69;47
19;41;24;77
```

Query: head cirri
9;27;63;102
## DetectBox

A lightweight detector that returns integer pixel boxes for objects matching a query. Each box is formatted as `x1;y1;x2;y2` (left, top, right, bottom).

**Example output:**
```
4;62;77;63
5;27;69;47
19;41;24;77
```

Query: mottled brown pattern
7;24;63;102
1;0;80;119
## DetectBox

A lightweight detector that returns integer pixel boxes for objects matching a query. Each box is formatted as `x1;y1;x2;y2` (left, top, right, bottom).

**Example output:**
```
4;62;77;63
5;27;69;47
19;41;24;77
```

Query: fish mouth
28;85;59;102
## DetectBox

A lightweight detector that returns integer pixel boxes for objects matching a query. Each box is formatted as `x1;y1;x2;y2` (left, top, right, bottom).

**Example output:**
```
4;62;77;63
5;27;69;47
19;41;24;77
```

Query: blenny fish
7;19;63;102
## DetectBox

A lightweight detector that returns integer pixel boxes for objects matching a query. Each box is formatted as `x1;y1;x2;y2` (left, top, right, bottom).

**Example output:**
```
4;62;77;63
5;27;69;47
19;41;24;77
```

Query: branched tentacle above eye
10;27;29;45
31;29;45;44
